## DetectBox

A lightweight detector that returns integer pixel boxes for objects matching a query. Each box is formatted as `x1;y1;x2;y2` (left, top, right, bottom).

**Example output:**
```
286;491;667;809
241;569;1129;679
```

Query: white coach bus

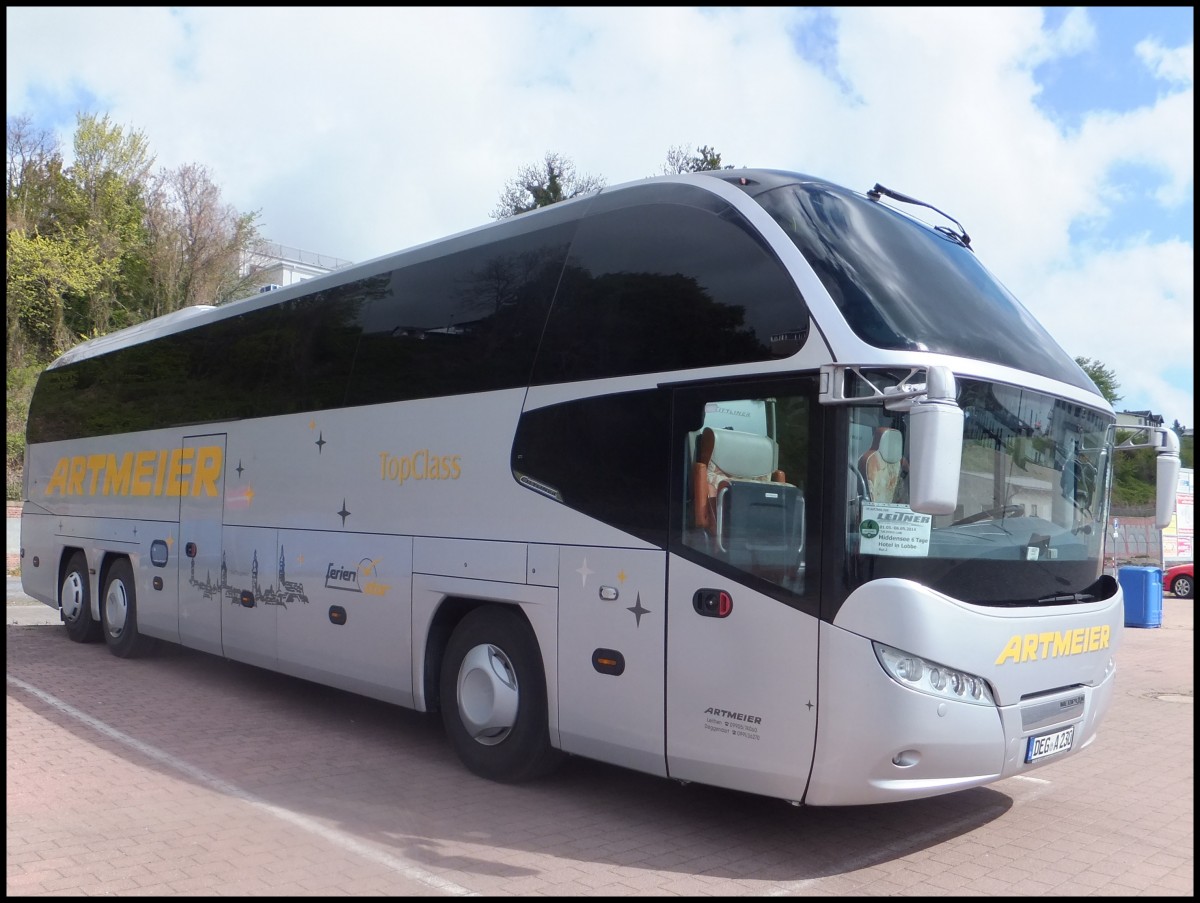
20;169;1180;806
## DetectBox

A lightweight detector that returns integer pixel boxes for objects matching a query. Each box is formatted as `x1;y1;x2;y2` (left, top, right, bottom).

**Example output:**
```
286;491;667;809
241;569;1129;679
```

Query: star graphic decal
236;459;244;477
316;432;326;453
337;499;351;525
576;558;594;587
627;593;650;627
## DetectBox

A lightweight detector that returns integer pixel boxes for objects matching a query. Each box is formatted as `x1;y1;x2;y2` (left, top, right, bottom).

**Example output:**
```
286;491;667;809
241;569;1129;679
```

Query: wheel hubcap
61;572;84;621
105;579;130;638
456;643;519;746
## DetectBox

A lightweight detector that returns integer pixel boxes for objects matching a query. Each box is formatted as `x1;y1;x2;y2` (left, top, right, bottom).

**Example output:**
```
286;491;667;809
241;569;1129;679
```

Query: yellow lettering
998;624;1110;665
1038;631;1056;660
46;458;70;496
86;454;107;495
191;446;222;497
1021;634;1039;663
165;447;194;496
995;635;1023;665
131;450;156;496
45;446;227;498
68;456;87;495
380;450;462;484
103;453;133;495
153;449;169;495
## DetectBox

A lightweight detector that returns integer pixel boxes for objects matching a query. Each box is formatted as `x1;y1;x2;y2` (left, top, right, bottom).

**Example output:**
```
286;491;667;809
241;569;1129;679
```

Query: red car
1163;563;1193;599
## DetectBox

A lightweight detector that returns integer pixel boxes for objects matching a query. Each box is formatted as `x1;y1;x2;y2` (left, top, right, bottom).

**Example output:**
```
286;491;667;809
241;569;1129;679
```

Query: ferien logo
325;558;390;596
45;446;224;498
994;624;1110;665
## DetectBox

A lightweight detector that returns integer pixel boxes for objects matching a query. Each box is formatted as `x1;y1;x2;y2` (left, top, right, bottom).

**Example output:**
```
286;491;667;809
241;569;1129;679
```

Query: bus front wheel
439;606;563;783
100;558;156;659
60;551;101;643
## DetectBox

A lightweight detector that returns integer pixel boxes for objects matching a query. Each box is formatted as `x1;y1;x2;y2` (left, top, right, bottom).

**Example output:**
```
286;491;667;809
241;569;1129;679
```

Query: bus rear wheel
60;551;101;643
439;606;563;783
100;558;155;659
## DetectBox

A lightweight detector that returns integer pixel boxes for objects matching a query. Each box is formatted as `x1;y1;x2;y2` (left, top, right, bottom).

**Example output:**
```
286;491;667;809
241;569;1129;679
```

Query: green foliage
5;362;43;500
6;228;117;360
1074;356;1122;406
661;144;735;174
1112;444;1158;507
490;152;606;219
6;110;261;498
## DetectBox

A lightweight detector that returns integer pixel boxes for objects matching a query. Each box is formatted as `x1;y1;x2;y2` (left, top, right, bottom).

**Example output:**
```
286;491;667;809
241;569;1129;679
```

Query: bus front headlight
873;642;996;706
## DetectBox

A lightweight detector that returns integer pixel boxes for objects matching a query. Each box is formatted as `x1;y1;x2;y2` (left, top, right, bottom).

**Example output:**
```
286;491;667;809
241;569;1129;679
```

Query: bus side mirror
906;366;963;515
1155;430;1181;529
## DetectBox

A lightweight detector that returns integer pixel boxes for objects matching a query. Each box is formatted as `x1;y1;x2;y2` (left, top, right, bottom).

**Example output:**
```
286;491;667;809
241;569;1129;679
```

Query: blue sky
6;7;1194;428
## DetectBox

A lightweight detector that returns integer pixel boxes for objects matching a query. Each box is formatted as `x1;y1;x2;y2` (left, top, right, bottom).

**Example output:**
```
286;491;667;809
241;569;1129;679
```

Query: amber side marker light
592;648;625;676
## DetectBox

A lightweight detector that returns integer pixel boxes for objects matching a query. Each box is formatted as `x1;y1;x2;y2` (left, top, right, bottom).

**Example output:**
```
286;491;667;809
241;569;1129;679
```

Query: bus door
664;385;821;802
556;546;668;778
178;434;227;656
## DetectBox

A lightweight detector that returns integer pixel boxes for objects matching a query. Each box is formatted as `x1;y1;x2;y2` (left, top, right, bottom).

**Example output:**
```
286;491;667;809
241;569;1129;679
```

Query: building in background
243;240;353;292
1115;409;1165;430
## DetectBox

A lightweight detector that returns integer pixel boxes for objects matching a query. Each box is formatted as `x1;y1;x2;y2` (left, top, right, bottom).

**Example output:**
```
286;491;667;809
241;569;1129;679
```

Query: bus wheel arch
438;603;564;783
59;549;101;643
99;555;156;659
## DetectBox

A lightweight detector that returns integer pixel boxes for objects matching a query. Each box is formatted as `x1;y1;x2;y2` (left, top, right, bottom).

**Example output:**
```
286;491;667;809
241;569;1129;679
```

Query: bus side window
686;424;804;587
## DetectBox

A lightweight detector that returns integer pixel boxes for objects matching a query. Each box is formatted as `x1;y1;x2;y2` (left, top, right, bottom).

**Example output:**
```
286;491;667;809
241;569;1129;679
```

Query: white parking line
7;674;478;896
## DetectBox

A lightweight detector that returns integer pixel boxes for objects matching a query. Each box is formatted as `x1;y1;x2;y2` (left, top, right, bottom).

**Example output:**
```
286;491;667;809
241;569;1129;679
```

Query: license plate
1025;725;1074;763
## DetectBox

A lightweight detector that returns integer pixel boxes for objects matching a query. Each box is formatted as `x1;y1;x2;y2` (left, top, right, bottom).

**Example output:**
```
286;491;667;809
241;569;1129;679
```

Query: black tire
60;551;101;643
1171;575;1193;599
439;606;563;783
100;558;155;658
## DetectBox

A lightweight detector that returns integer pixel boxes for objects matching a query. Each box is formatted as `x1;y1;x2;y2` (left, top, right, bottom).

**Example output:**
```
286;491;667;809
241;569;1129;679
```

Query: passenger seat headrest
877;428;903;465
706;427;776;479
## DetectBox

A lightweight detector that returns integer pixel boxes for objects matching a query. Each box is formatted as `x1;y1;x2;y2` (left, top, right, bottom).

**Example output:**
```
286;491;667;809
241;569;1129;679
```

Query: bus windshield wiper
867;183;972;249
1036;592;1093;604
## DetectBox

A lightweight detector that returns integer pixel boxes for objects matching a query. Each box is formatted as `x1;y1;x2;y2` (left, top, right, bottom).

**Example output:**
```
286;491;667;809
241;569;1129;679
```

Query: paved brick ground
6;590;1193;896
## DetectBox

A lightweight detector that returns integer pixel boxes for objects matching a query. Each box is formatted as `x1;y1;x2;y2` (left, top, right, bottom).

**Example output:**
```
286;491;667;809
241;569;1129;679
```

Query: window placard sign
860;503;932;557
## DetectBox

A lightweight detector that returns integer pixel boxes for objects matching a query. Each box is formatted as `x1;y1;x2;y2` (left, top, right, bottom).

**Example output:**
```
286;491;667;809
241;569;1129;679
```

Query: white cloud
5;6;1193;425
1029;237;1193;421
1137;38;1194;85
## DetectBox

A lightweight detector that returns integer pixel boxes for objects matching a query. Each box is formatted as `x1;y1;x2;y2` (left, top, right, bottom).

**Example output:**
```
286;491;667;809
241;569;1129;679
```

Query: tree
661;144;734;174
6;111;262;500
6;115;65;238
490;152;606;219
1074;357;1122;406
61;113;156;336
142;162;262;317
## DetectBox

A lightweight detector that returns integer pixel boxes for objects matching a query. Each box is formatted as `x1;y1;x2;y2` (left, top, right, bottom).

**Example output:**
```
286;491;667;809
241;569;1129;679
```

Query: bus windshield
843;377;1113;605
752;181;1096;394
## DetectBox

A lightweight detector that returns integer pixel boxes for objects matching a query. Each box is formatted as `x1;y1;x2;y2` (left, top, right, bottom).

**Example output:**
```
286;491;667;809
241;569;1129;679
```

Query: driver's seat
859;427;903;503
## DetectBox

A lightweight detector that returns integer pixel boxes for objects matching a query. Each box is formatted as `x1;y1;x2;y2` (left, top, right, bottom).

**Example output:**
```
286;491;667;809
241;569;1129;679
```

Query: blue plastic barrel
1118;566;1163;628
